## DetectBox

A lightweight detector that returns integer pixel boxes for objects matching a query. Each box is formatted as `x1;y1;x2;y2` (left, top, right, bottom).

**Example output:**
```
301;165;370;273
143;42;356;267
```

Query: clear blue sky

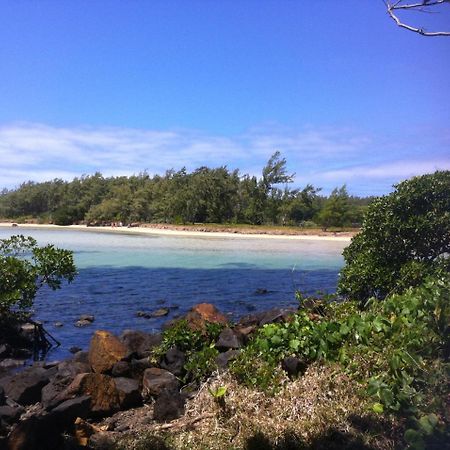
1;0;449;195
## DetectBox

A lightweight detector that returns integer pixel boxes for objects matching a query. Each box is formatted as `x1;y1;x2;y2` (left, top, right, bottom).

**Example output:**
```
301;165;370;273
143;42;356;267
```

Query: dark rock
111;361;131;378
136;311;152;319
185;303;228;332
216;328;242;351
142;368;179;400
216;349;240;370
255;288;270;295
150;308;169;318
69;346;82;354
57;360;91;378
153;390;185;422
119;330;162;359
0;405;24;425
239;307;295;328
160;347;185;376
281;356;308;379
41;376;74;409
0;359;25;372
130;357;153;379
74;319;93;327
72;351;89;364
0;367;51;406
53;322;63;328
114;377;141;409
0;345;10;359
6;414;64;450
89;432;117;450
50;395;92;424
79;315;95;323
0;387;4;406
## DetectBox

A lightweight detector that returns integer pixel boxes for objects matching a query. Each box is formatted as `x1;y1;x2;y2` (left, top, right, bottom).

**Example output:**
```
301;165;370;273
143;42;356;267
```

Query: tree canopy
0;235;76;311
338;171;450;304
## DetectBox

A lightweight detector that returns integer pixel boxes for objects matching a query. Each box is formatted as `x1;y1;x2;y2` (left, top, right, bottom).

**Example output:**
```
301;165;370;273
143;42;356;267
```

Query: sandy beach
0;222;354;242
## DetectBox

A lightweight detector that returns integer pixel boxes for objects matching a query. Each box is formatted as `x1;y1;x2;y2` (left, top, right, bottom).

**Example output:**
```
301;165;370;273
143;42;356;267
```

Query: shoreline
0;222;354;242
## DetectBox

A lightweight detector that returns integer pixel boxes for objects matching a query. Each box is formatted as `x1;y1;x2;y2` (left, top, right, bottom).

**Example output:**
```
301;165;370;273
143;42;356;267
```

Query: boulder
0;387;4;406
119;330;162;359
50;395;92;424
72;351;90;364
239;307;295;328
160;347;185;376
88;330;128;374
111;361;131;378
153;390;185;422
0;405;24;425
114;377;141;409
6;414;64;450
215;328;243;351
130;357;153;379
56;360;91;378
0;345;10;359
0;367;51;406
216;349;240;370
185;303;228;331
61;373;120;416
41;376;74;409
142;368;179;399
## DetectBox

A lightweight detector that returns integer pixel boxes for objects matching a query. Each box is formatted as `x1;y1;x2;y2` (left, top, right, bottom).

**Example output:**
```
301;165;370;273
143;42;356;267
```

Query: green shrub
0;235;76;311
338;171;450;304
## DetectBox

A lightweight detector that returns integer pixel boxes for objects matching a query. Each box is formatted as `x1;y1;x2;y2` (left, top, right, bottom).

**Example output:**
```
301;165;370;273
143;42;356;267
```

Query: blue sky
0;1;449;196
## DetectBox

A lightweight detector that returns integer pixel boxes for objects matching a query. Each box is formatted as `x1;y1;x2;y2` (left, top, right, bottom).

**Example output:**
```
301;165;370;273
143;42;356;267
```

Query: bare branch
386;0;450;36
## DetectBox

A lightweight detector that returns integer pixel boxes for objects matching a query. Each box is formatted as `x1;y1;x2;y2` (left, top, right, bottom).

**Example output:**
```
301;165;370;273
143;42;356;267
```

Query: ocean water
0;227;348;359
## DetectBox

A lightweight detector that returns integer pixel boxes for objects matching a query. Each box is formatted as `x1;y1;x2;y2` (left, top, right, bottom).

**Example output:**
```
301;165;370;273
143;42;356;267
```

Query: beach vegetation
338;171;450;303
0;153;370;228
0;234;76;311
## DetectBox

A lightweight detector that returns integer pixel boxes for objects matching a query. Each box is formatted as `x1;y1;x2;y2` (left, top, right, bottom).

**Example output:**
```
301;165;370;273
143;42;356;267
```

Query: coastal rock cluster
0;303;300;450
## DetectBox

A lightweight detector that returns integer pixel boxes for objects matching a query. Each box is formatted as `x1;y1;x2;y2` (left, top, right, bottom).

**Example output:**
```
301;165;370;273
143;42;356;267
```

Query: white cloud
0;122;448;195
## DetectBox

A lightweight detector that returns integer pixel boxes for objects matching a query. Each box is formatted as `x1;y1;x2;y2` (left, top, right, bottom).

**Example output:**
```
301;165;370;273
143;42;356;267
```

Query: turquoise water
0;227;348;358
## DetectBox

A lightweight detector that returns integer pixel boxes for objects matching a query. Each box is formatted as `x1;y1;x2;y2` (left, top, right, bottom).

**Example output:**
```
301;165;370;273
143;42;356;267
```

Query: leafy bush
153;319;224;382
0;235;76;310
232;273;450;416
338;171;450;304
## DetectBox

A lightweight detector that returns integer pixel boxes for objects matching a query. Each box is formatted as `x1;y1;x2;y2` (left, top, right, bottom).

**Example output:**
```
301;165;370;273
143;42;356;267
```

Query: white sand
0;223;352;242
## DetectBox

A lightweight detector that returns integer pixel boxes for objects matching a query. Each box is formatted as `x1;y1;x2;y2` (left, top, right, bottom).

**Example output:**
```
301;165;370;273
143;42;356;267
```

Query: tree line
0;152;373;228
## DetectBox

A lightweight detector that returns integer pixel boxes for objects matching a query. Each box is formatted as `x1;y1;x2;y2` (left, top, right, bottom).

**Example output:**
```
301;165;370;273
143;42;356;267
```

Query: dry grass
115;363;402;450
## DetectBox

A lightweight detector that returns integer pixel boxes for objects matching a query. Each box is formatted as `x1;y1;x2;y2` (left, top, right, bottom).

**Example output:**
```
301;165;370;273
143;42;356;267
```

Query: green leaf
372;402;384;414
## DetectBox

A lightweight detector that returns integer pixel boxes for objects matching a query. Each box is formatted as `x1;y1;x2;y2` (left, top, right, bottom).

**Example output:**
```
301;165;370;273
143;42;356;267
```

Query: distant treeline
0;152;374;228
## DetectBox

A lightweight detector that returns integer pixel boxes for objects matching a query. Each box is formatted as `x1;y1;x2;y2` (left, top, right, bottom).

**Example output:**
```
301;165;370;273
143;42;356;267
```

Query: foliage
232;273;450;422
153;319;224;382
0;235;76;310
0;153;369;227
338;171;450;303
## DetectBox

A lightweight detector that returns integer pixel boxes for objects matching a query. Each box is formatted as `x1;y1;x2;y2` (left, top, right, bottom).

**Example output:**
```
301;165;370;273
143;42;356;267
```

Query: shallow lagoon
0;227;348;359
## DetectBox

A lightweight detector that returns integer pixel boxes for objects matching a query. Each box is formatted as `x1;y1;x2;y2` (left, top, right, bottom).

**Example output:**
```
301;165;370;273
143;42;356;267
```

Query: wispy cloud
0;122;448;195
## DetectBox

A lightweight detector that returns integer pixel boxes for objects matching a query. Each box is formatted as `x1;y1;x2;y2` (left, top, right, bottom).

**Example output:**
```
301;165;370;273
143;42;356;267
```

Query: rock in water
185;303;228;331
88;330;128;374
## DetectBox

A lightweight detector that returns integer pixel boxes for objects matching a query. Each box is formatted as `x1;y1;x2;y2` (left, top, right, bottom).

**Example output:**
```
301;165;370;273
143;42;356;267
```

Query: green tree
338;171;450;304
0;235;76;311
317;185;351;230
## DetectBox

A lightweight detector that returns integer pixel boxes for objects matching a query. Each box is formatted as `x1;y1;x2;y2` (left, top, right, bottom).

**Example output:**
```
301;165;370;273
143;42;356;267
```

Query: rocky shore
0;303;302;450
